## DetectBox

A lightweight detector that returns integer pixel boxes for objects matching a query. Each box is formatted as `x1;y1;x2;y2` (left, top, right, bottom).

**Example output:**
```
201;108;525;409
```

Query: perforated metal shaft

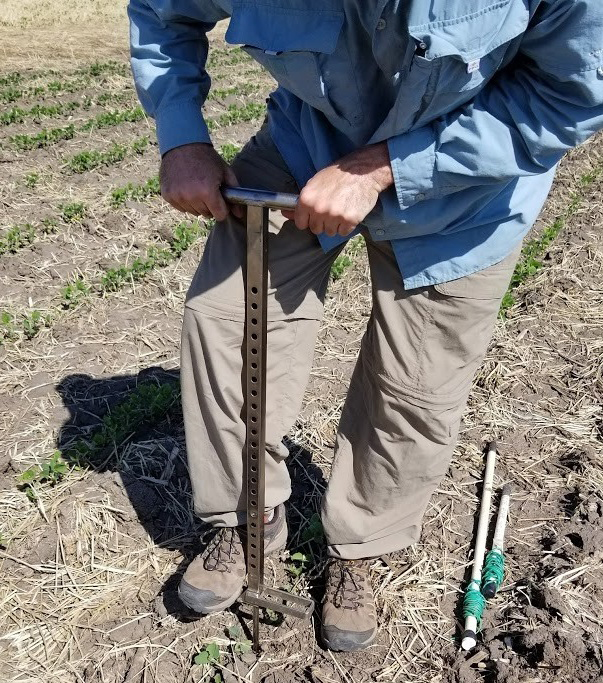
223;187;313;653
244;204;268;643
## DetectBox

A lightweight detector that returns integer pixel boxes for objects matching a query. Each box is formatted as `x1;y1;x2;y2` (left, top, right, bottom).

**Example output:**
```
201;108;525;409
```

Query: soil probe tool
461;440;497;651
222;186;314;653
481;483;511;599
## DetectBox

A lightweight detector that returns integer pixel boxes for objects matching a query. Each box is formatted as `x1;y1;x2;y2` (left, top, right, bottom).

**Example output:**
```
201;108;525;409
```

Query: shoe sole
321;625;378;652
178;580;242;614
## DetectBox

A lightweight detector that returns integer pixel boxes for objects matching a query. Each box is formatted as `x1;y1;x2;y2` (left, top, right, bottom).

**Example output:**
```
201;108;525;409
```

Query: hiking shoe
321;559;377;651
178;504;287;614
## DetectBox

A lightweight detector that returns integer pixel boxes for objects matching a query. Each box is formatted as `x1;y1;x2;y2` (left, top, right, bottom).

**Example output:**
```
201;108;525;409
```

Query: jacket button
375;229;385;236
376;18;386;30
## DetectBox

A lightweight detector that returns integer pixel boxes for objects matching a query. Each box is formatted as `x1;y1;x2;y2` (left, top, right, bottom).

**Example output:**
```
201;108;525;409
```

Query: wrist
337;142;394;194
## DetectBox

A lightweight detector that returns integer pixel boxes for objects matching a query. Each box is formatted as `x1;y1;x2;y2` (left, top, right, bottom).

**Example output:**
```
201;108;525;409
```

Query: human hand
159;142;242;220
282;142;394;237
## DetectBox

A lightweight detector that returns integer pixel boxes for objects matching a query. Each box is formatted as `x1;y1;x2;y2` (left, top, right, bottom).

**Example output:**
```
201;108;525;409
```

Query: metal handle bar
222;186;299;211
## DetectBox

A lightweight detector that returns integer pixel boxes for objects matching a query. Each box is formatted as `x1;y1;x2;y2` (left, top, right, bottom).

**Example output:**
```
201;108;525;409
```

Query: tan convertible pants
181;125;521;560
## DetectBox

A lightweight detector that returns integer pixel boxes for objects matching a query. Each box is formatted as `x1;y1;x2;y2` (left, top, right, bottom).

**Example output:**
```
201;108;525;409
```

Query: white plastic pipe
461;441;498;651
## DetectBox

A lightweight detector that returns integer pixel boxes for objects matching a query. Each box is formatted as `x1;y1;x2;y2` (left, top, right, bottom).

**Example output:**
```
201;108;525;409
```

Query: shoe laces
202;527;241;573
329;560;369;610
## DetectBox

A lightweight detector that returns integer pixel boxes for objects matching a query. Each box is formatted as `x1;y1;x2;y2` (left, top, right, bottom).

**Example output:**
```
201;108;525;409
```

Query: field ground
0;6;602;683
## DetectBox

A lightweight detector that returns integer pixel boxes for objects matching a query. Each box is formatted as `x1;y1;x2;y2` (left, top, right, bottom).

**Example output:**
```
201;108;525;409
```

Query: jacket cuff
387;125;436;209
155;100;212;156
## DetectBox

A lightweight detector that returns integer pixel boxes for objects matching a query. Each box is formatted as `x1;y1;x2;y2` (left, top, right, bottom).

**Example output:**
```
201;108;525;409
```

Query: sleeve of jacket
128;0;228;156
387;0;603;210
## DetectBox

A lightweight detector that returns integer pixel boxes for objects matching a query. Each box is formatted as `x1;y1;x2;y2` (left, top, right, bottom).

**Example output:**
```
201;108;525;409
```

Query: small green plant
40;217;58;234
21;451;68;485
330;253;352;280
0;530;7;548
0;107;26;125
208;83;260;100
0;224;35;255
219;143;241;164
227;625;253;655
80;106;145;131
60;202;87;223
302;512;324;543
207;102;266;132
170;220;207;256
99;220;205;292
65;143;128;173
24;172;39;188
0;72;22;87
22;310;50;339
110;176;160;207
193;642;221;666
286;551;312;578
61;278;89;309
11;124;76;150
0;311;17;343
131;136;149;155
0;86;22;103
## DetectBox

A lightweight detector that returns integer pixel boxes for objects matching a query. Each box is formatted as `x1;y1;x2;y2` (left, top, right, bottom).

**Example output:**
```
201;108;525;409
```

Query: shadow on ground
55;367;328;620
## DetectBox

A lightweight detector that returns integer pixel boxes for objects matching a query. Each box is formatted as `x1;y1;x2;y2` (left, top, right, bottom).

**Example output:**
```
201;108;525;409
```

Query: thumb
224;165;244;219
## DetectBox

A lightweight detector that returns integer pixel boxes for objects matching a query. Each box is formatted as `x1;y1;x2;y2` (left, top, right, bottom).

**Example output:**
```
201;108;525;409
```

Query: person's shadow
55;367;327;620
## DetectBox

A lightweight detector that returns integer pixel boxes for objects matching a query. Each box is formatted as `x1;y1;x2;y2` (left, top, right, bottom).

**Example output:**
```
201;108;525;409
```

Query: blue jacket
128;0;603;288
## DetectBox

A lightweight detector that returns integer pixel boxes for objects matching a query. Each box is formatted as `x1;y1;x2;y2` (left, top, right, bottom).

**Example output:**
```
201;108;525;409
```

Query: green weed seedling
61;202;87;223
193;642;221;666
110;176;160;207
20;451;69;500
83;61;130;78
24;172;39;188
0;107;26;125
193;642;223;683
207;102;266;132
170;220;207;257
62;278;89;309
0;312;17;343
99;220;205;293
0;224;35;255
22;310;50;340
131;136;149;155
227;625;253;656
66;143;128;173
208;83;261;100
330;254;352;280
0;87;22;103
80;106;144;131
0;72;22;88
11;124;76;151
302;512;324;544
286;551;312;578
219;143;241;164
100;254;158;292
40;217;58;234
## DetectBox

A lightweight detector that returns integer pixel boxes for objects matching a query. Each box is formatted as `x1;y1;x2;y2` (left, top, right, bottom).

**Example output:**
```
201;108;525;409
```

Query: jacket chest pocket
408;0;529;98
225;3;363;126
